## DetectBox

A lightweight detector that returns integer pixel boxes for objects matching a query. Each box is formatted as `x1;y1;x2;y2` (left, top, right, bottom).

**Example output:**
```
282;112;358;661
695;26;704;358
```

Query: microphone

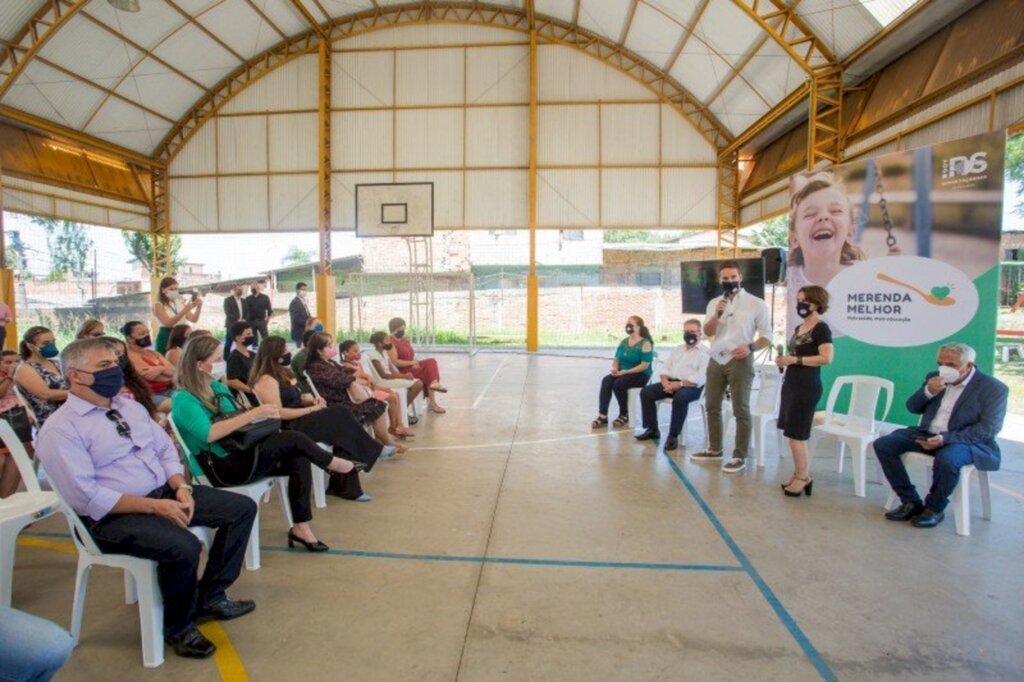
776;344;785;373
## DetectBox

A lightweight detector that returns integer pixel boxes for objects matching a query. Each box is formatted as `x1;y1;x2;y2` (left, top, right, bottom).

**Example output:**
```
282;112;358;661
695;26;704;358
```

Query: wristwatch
175;484;194;494
747;342;756;353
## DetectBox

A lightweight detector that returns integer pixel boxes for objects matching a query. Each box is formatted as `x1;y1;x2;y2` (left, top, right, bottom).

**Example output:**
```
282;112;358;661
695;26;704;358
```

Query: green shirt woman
592;315;654;429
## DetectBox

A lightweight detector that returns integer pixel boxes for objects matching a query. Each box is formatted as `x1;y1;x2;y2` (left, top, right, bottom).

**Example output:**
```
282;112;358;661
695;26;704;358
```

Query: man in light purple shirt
36;338;257;660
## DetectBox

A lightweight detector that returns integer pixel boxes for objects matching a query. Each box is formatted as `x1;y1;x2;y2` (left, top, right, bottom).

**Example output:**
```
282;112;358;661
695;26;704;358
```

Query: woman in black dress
775;285;834;497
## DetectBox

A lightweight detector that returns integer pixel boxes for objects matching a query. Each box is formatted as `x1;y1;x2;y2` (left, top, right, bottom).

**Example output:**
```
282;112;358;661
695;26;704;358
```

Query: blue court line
22;531;741;573
661;455;838;682
261;544;744;573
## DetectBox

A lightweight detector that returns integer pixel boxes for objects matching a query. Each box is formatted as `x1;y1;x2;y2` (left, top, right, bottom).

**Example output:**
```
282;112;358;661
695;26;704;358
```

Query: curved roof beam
729;0;837;74
0;0;91;100
154;1;734;164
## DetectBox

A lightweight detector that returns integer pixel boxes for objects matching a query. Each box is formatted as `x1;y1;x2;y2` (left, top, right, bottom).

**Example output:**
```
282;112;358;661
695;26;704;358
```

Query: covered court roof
0;1;979;160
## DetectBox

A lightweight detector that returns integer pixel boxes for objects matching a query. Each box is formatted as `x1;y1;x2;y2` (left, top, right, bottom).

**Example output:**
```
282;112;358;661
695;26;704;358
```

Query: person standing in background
222;284;248;359
289;283;312;348
0;301;11;350
246;280;272;344
153;277;203;354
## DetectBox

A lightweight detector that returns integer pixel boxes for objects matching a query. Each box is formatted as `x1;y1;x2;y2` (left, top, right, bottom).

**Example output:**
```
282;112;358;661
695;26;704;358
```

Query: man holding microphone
874;343;1007;529
691;261;772;473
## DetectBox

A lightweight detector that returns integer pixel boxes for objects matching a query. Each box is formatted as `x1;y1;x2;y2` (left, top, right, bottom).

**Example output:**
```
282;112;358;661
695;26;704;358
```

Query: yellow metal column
149;167;172;336
716;152;740;258
526;1;539;351
0;156;15;350
316;38;337;335
807;66;843;170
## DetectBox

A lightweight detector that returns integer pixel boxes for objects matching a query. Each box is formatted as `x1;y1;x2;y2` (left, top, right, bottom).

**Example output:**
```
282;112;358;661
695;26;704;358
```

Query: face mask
279;352;292;366
796;302;813;318
314;324;324;333
324;346;339;359
394;329;405;339
722;281;740;294
199;361;214;376
298;290;307;299
937;365;961;383
165;289;181;300
135;335;152;349
243;336;256;348
625;324;635;335
117;354;130;371
39;342;59;359
684;332;698;346
79;365;125;399
383;343;393;351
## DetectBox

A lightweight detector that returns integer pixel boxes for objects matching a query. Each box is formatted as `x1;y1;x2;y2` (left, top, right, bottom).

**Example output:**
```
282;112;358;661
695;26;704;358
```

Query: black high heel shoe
287;531;329;552
783;478;813;497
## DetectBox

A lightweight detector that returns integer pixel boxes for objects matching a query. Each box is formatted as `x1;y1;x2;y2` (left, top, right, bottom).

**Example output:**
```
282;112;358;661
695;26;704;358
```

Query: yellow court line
19;536;248;681
199;622;249;682
17;537;76;555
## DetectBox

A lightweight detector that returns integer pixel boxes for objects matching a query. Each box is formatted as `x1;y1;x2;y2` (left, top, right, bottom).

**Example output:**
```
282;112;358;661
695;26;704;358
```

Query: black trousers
249;320;269;344
640;384;703;437
87;484;257;637
210;431;333;523
598;372;649;417
290;406;383;467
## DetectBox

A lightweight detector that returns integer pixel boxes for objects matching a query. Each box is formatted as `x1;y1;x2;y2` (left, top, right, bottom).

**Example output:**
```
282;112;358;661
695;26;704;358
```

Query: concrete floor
10;352;1024;681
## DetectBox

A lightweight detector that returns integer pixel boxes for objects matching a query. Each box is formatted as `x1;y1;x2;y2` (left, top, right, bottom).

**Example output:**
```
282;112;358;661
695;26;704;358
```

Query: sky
3;176;1024;280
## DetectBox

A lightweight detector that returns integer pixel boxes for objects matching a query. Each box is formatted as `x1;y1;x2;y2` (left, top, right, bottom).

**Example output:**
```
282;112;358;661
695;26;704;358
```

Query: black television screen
680;258;765;314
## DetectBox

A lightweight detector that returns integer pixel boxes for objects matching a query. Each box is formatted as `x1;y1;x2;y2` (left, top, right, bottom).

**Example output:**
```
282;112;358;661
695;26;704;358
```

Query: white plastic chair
719;365;783;467
252;384;327;510
809;375;894;497
883;452;992;536
359;355;413;427
167;415;287;570
625;351;659;427
0;421;63;607
59;492;210;668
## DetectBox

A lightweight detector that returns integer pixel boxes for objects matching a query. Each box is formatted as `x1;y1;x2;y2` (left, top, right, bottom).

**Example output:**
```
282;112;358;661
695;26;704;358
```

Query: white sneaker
722;457;746;473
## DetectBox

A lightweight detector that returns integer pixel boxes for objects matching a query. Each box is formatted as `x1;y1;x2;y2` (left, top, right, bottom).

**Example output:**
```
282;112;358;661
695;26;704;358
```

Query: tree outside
748;215;789;249
122;230;184;274
281;245;315;266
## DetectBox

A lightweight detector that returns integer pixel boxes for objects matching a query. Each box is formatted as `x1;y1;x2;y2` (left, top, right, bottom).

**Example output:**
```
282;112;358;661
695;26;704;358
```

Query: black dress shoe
663;436;678;451
634;429;659;441
165;626;216;658
197;598;256;623
884;501;925;521
911;509;945;528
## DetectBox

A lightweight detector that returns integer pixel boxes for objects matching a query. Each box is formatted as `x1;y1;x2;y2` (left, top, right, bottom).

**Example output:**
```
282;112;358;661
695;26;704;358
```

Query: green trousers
705;354;755;459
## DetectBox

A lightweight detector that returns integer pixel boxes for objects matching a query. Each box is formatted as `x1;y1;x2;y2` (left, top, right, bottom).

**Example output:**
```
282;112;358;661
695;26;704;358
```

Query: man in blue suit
874;343;1007;528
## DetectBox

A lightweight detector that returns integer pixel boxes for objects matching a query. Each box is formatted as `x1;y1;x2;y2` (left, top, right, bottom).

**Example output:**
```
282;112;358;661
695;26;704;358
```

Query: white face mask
937;365;961;383
298;290;307;299
166;289;182;300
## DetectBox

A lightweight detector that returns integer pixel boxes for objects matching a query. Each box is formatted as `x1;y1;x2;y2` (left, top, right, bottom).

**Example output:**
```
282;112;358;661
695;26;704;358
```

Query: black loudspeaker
762;247;787;285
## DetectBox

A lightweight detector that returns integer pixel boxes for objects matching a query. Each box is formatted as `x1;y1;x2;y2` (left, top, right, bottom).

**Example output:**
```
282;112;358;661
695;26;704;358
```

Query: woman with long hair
340;339;413;439
304;333;407;452
13;326;68;429
172;335;366;551
386;317;446;413
75;319;105;340
592;315;654;429
164;324;192;367
250;336;393;500
153;276;202;353
121;321;176;407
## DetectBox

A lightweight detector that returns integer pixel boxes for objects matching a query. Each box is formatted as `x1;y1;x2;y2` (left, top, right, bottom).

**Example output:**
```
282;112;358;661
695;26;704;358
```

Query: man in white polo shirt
691;261;772;473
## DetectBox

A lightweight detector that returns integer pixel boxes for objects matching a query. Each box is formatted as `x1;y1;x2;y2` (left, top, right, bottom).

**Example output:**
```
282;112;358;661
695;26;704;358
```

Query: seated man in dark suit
873;343;1007;529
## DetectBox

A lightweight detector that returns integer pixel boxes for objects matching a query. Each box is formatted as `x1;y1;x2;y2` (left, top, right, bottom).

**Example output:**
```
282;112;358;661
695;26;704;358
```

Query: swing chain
875;173;897;248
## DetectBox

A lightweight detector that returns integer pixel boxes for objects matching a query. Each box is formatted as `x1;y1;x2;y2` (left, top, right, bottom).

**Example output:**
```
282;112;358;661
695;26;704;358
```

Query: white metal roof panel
662;167;716;226
395;170;462;228
660;104;716;164
84;96;170;153
466;45;530;105
737;39;804;106
37;14;141;82
332;51;394;108
710;78;770;136
4;60;107;129
601;103;660;165
534;0;577;24
601;168;659;226
268;112;317;172
85;0;186;50
249;0;308;37
395;48;464;106
269;174;317;231
331;110;392;171
538;104;599;166
152;22;242;88
465;106;529;167
669;40;732;103
644;0;701;27
466;170;527;228
577;0;631;42
537;169;599;227
624;1;684;70
216;115;268;173
198;0;282;59
219;54;317;114
796;0;880;61
396;108;463;169
218;176;269;230
0;1;46;42
114;60;206;120
338;24;521;49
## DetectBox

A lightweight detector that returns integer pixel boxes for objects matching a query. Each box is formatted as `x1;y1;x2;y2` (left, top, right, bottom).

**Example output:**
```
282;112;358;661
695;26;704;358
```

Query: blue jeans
639;384;703;437
0;605;73;682
873;428;974;513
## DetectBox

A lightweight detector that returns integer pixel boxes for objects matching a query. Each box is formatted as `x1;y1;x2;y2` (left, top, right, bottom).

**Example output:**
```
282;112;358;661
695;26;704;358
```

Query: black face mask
625;324;635;335
684;332;698;346
135;335;152;348
242;336;256;348
80;365;125;399
279;352;292;366
722;281;740;294
394;329;405;339
796;302;813;319
383;343;393;351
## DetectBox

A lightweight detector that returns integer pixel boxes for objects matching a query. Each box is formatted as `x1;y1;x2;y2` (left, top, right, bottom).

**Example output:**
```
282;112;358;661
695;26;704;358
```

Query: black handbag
197;395;281;487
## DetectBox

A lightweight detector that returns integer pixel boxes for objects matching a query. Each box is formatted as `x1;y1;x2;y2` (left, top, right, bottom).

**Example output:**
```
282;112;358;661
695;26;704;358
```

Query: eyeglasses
105;409;132;439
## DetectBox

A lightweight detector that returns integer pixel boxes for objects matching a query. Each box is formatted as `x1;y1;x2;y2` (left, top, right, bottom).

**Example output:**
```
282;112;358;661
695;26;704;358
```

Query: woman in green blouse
171;335;366;552
592;315;654;428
